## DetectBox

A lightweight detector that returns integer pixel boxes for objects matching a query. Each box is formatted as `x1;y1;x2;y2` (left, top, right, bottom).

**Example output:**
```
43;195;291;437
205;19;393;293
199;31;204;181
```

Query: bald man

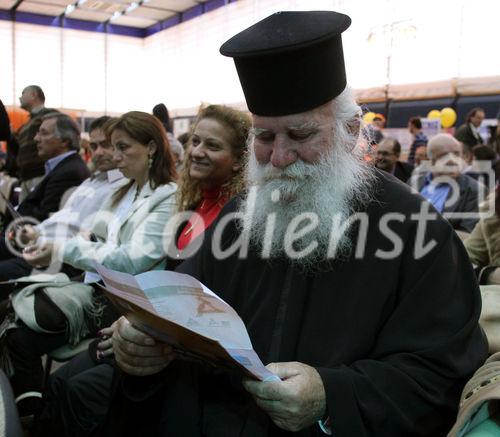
409;133;488;233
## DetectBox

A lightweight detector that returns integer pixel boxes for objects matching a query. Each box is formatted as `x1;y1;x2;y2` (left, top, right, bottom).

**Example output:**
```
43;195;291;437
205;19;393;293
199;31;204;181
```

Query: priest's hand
22;242;55;267
242;361;326;432
113;316;175;376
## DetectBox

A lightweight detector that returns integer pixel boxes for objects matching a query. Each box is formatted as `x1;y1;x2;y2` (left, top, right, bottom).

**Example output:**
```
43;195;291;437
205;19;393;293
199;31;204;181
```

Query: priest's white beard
239;127;375;268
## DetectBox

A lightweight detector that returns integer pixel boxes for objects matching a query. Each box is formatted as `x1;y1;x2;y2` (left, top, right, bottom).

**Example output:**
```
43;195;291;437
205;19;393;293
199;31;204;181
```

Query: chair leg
42;356;53;390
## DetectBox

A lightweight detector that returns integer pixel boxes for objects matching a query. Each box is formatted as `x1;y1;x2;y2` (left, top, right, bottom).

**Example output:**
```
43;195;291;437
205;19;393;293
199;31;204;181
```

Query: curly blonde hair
177;104;251;211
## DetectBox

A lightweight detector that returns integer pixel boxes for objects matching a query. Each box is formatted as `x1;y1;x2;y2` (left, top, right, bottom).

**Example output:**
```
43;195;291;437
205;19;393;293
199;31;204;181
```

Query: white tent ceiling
0;0;210;28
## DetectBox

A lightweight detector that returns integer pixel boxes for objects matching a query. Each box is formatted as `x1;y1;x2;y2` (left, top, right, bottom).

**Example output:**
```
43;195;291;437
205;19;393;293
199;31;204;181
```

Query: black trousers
0;234;32;286
35;351;114;437
0;233;14;260
6;290;118;398
8;322;67;396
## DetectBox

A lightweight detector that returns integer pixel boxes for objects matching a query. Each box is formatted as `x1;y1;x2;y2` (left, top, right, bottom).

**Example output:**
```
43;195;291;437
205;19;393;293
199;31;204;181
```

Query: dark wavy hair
466;107;485;124
104;111;177;205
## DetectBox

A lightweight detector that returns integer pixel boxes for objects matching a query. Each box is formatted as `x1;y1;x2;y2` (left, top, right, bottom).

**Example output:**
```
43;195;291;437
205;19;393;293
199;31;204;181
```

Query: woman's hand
22;242;55;267
96;321;117;359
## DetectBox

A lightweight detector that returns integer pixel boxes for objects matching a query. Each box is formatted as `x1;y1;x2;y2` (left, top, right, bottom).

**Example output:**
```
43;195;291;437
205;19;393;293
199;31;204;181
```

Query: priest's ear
347;116;361;138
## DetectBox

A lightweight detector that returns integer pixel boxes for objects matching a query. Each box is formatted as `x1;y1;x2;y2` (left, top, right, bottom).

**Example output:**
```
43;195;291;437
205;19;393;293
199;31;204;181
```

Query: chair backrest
0;369;23;437
0;174;18;215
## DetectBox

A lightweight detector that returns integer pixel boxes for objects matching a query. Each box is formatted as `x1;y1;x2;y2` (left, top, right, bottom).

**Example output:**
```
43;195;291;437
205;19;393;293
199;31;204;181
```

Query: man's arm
455;178;487;233
18;163;89;221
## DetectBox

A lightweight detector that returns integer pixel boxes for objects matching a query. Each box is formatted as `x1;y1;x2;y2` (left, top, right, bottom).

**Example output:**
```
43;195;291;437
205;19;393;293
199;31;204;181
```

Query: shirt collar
469;123;481;138
30;105;45;115
91;168;124;182
107;168;124;183
44;150;76;175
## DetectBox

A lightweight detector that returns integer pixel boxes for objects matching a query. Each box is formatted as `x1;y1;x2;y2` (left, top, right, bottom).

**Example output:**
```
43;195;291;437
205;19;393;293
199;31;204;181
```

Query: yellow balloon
363;112;376;124
440;107;457;128
427;109;441;120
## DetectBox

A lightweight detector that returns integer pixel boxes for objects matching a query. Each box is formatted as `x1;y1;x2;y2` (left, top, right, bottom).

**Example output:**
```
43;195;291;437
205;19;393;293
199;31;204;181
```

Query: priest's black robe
102;171;488;437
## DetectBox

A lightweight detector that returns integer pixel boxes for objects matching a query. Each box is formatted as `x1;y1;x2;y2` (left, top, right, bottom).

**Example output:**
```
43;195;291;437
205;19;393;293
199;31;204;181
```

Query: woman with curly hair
175;104;251;251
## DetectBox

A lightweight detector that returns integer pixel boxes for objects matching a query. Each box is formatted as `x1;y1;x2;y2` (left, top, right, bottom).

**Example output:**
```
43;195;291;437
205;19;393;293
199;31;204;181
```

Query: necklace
183;190;226;237
183;200;206;236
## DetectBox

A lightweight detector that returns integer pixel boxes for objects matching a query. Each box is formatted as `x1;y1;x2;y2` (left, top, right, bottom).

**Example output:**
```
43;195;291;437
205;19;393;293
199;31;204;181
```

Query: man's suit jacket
15;107;58;180
393;161;414;183
16;152;90;223
410;172;488;233
455;123;484;149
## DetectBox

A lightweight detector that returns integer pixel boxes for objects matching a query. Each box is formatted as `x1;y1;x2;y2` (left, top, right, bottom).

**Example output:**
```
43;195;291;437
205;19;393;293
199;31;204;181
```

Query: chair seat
47;338;94;362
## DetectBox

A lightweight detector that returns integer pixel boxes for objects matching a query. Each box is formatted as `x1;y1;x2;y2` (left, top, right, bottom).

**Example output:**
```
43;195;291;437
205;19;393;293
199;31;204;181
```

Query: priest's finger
113;334;172;358
115;316;155;346
116;359;171;377
243;378;284;401
114;348;173;368
266;362;302;380
253;398;287;415
115;350;175;376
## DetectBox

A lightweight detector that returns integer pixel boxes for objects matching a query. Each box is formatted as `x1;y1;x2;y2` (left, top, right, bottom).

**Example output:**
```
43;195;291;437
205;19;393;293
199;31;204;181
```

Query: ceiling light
126;2;139;13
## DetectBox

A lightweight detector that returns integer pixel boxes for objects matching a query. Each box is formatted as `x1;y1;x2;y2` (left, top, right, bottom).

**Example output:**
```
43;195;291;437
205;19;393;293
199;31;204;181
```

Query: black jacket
103;171;487;437
455;123;484;149
410;172;488;233
15;152;90;223
393;160;414;183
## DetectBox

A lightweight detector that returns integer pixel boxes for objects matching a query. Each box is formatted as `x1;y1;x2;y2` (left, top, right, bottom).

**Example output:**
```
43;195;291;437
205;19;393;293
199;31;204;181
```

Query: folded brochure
94;263;279;382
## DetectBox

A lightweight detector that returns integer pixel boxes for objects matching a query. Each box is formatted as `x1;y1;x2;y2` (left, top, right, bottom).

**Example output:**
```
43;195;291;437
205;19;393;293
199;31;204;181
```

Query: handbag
448;353;500;436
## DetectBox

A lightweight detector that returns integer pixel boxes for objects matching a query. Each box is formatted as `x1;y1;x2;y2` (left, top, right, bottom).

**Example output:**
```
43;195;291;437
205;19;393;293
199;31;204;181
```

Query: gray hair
167;132;184;162
427;133;460;159
331;86;362;122
42;112;81;151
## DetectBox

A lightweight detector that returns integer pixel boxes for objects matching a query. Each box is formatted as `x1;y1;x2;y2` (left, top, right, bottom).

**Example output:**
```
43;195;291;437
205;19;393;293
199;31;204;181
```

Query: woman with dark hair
174;104;250;254
455;107;485;149
4;111;178;416
152;103;171;133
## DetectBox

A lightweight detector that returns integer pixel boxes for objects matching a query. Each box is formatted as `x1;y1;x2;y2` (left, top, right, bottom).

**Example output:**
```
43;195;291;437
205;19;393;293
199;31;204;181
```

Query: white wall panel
0;21;14;105
13;23;62;108
105;34;145;113
61;29;106;111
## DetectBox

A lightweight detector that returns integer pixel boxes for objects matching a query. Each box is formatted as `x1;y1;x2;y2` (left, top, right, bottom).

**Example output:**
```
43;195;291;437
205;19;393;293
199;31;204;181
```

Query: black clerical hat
220;10;351;116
